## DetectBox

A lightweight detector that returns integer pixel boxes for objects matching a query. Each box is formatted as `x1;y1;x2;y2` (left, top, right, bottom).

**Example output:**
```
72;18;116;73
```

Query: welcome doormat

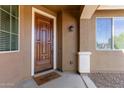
33;72;61;86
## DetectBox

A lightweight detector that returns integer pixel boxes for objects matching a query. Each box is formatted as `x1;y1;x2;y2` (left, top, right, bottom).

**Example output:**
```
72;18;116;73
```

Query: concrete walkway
80;74;96;88
16;72;87;88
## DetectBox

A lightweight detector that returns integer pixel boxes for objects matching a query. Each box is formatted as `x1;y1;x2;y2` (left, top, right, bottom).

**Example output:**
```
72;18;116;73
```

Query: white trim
112;17;114;49
10;6;12;52
0;5;20;54
31;7;57;76
78;52;92;55
95;49;124;52
96;17;124;51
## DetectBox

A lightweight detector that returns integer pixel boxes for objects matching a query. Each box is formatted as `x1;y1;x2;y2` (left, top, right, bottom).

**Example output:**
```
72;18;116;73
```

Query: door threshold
33;69;55;77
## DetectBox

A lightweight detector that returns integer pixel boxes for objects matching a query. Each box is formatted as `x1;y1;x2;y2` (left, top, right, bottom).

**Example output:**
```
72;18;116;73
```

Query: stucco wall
57;11;63;71
80;10;124;72
0;5;57;87
62;11;78;71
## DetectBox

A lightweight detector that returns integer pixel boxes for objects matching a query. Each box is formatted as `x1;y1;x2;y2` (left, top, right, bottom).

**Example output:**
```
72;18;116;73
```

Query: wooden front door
34;13;53;74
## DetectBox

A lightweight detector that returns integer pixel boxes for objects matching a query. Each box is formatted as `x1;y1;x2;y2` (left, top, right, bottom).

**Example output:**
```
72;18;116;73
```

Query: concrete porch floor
16;72;87;88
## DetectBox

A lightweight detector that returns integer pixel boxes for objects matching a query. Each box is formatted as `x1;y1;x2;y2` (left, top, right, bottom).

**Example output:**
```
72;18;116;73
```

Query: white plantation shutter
0;5;19;51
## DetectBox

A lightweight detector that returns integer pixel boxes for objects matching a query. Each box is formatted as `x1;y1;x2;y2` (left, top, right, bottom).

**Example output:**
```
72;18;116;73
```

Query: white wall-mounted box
78;52;92;73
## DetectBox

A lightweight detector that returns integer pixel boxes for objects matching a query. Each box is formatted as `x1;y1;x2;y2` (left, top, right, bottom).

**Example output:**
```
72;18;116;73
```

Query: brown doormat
33;72;61;86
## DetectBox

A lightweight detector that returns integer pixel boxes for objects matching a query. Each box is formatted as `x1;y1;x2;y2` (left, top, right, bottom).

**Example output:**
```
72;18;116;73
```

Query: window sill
0;50;20;54
96;49;124;52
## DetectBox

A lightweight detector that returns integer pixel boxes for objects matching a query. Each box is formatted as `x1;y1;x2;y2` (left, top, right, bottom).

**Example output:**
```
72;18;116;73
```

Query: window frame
0;5;20;53
96;17;124;51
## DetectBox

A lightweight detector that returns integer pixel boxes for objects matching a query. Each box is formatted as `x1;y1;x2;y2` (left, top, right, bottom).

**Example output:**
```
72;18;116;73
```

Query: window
114;18;124;49
96;17;124;50
0;5;19;52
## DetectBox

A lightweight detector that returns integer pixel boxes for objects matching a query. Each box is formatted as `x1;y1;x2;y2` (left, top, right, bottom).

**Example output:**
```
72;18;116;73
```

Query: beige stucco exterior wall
57;11;63;71
62;11;78;71
80;10;124;72
0;5;56;87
